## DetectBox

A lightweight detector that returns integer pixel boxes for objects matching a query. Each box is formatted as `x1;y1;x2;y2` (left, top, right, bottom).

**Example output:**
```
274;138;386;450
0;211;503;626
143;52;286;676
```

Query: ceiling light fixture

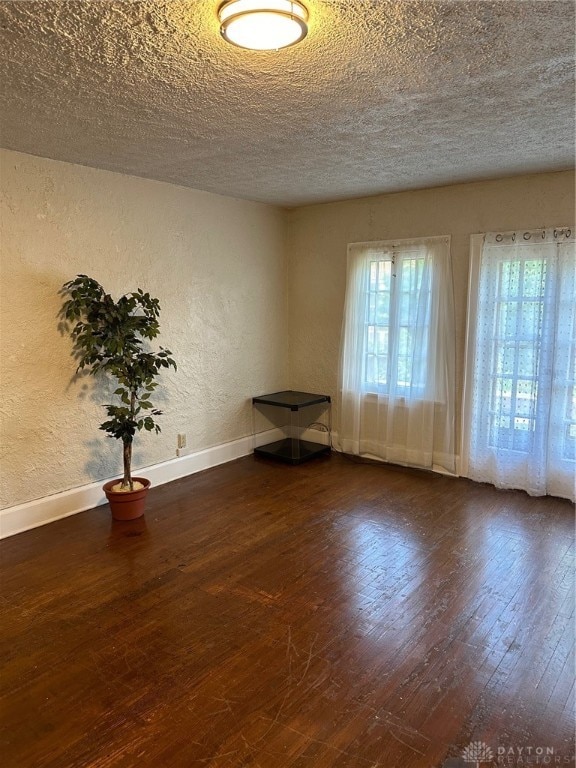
218;0;308;51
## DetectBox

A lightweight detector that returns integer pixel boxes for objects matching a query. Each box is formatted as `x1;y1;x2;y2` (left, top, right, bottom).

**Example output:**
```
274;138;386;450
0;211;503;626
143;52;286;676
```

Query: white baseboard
0;429;283;539
299;426;331;446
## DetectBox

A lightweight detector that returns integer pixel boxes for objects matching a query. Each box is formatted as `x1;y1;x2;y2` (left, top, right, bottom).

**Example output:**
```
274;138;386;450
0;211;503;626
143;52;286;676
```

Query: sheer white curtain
463;228;575;501
337;235;456;473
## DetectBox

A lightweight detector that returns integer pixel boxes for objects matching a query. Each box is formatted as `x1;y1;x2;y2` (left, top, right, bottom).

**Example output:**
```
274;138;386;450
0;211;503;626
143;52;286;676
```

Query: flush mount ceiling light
218;0;308;51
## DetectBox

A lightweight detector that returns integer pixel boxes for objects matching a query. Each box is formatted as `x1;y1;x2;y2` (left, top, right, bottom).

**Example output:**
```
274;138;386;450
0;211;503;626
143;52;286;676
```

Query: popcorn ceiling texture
0;1;573;207
0;149;287;509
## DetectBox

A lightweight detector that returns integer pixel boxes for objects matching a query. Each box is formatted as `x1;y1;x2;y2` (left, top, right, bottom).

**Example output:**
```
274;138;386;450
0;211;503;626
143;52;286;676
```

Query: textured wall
2;154;573;510
0;149;287;509
287;170;575;452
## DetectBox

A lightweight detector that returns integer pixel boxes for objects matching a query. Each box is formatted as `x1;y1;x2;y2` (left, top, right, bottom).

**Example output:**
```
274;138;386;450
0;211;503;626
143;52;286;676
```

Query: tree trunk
122;389;136;491
122;439;133;491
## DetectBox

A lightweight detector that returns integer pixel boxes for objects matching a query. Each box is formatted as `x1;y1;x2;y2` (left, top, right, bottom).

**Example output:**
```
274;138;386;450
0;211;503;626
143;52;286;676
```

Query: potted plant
60;275;176;520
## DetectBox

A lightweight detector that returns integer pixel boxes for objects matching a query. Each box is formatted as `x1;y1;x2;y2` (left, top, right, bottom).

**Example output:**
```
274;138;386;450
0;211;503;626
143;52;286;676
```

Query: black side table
252;390;331;465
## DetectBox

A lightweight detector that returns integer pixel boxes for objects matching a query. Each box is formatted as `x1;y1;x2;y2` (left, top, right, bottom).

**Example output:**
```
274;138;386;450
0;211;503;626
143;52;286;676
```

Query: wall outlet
177;433;187;450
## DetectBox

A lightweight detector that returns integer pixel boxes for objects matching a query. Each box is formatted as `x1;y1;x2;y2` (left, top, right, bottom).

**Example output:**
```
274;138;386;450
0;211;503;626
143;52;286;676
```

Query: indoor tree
61;275;176;491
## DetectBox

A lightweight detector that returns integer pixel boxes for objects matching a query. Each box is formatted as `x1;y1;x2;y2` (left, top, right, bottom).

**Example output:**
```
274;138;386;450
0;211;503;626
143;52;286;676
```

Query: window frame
363;249;431;396
346;235;450;402
460;231;576;480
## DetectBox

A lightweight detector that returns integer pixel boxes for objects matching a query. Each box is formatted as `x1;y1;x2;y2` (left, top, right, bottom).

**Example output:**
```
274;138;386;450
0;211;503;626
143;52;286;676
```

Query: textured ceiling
0;0;574;207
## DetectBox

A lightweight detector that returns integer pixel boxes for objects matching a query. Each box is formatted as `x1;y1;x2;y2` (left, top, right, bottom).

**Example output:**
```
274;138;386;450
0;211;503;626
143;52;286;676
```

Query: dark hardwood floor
1;453;574;767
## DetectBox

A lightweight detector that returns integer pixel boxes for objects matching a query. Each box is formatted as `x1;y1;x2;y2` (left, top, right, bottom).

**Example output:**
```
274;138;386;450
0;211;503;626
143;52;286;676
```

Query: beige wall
1;151;573;511
287;171;575;453
0;149;288;508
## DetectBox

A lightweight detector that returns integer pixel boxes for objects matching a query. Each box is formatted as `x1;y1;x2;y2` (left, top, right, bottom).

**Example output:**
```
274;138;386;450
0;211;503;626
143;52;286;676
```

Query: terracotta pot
103;477;151;521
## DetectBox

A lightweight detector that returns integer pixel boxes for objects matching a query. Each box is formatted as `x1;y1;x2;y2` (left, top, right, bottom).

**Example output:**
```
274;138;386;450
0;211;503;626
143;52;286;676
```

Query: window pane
497;301;518;338
517;344;537;379
369;261;378;290
489;257;545;453
375;292;389;325
519;300;543;337
523;259;547;297
364;259;392;389
378;260;391;291
361;251;434;394
376;326;388;354
500;260;520;296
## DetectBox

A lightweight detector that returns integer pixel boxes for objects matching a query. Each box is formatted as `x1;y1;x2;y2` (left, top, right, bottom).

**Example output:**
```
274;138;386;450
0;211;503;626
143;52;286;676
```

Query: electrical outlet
177;433;187;450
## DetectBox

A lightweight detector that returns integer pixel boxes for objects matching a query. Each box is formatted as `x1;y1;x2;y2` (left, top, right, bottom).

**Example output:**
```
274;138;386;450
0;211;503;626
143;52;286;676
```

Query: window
338;236;456;473
364;253;431;393
463;228;575;501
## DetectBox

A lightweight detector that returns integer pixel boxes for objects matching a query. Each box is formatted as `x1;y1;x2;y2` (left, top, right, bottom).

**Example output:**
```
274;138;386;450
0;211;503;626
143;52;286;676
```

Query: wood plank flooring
1;453;574;767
